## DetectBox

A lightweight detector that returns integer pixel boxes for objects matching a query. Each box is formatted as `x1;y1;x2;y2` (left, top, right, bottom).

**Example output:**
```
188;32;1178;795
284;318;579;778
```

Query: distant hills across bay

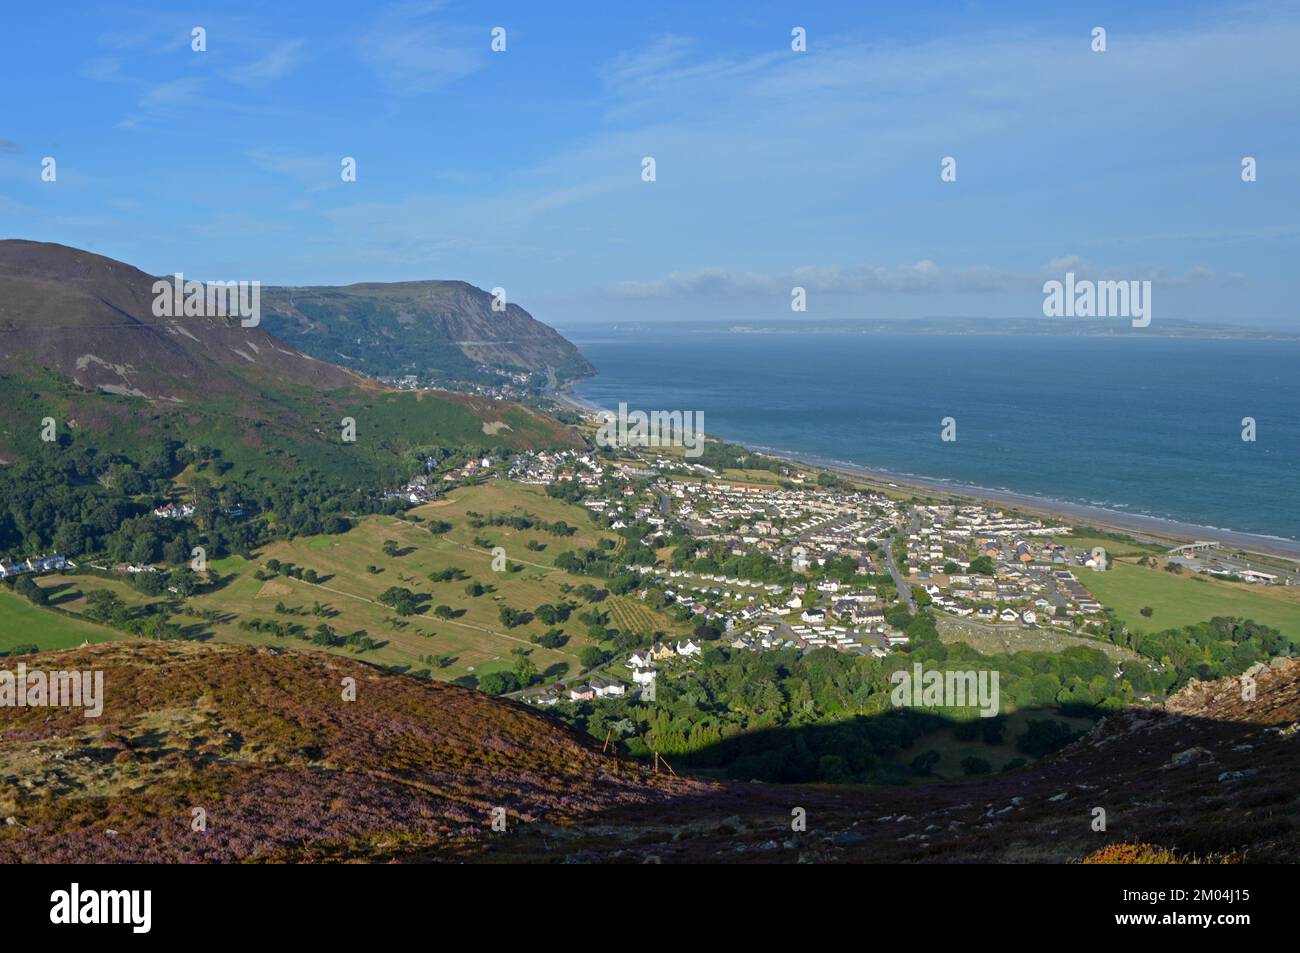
563;317;1298;340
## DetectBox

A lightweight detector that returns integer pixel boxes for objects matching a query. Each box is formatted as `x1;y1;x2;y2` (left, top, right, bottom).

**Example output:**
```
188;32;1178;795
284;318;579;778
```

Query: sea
564;327;1300;548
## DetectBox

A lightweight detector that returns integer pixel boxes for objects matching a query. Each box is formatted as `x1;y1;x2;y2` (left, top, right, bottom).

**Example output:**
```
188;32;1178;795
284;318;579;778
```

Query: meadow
0;589;118;652
1086;558;1300;636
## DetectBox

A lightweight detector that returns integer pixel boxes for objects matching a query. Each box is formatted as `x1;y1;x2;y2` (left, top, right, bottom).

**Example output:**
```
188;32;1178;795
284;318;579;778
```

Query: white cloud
358;2;488;94
227;39;308;86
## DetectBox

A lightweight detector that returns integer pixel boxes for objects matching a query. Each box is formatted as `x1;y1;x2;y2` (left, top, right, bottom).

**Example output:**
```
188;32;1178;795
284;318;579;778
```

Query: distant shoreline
553;385;1300;561
555;317;1300;341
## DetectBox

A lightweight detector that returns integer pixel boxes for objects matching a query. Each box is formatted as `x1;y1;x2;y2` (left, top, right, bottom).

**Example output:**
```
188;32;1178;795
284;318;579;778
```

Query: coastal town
486;440;1239;707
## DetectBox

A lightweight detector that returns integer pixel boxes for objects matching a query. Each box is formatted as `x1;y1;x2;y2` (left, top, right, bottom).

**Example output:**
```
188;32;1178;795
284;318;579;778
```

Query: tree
478;671;520;695
512;655;538;687
578;646;607;669
981;716;1007;745
1016;719;1079;758
382;539;400;557
83;589;125;623
910;749;941;775
532;629;568;649
378;586;422;616
952;720;979;742
312;624;339;647
15;574;48;606
960;756;992;775
169;568;200;597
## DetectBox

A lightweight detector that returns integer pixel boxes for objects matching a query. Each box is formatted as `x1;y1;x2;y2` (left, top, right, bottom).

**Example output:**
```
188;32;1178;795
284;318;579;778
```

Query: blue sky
1;0;1296;326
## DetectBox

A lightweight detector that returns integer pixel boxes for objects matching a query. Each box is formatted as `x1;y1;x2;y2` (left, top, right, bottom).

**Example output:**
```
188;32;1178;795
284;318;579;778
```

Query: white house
592;679;626;698
627;650;654;670
1;553;70;578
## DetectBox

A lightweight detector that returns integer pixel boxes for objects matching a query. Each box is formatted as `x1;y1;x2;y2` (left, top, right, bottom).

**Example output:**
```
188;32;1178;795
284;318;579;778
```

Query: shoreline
553;385;1300;561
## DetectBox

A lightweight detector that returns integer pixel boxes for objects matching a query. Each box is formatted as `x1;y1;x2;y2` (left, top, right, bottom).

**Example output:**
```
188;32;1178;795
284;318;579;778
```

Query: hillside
2;642;1294;863
0;240;364;402
260;280;594;383
0;241;580;474
5;480;699;680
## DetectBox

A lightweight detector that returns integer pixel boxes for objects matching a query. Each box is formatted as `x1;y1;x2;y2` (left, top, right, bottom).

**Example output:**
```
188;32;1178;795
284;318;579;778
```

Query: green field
1086;559;1300;636
0;589;120;653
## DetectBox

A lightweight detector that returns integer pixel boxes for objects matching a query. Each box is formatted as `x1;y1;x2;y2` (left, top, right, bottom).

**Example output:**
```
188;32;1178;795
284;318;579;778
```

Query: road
884;510;919;613
884;536;915;613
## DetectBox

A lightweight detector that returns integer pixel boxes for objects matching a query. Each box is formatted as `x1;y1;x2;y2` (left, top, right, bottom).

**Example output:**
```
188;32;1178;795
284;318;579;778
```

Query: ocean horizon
566;327;1300;545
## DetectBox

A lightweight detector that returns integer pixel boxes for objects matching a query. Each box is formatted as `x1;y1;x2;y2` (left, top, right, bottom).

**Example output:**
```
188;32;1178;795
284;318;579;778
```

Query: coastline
553;384;1300;561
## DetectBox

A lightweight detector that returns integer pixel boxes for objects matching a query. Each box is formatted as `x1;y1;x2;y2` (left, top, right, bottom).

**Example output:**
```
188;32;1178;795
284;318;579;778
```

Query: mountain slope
0;241;580;471
2;642;1295;863
0;240;363;402
0;642;699;863
260;280;594;383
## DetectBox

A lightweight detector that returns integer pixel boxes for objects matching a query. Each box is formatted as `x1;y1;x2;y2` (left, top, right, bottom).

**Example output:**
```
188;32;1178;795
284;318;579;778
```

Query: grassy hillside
14;481;691;685
0;364;578;481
